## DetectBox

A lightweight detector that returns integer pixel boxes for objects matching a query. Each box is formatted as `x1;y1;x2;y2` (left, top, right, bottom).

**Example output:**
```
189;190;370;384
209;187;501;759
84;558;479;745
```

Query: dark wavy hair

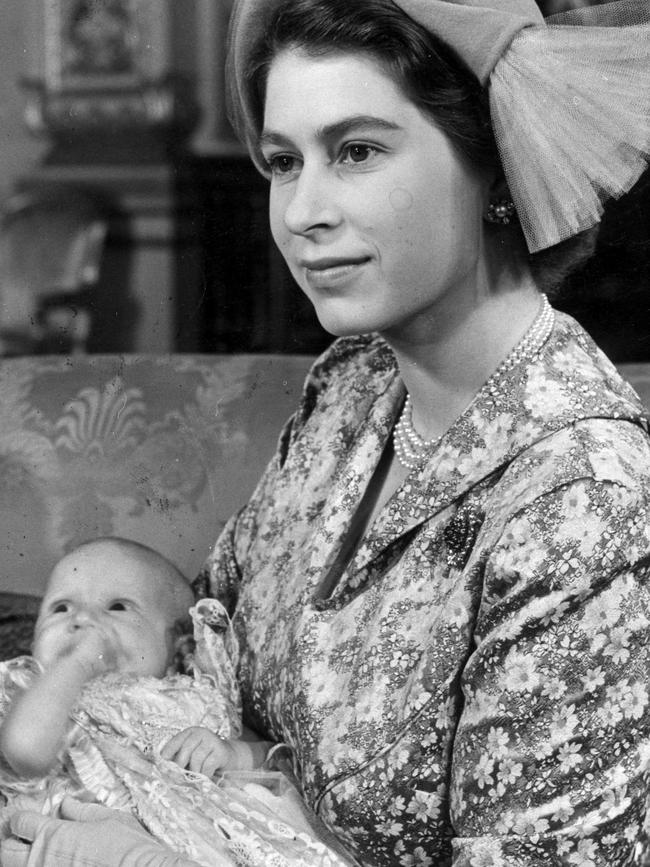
243;0;598;295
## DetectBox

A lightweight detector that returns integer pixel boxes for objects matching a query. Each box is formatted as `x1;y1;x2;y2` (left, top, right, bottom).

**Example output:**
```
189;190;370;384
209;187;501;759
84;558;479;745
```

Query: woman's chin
318;321;366;339
312;304;385;339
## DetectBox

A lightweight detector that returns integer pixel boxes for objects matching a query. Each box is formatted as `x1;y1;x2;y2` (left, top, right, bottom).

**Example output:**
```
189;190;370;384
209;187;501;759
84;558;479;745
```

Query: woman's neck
384;280;543;442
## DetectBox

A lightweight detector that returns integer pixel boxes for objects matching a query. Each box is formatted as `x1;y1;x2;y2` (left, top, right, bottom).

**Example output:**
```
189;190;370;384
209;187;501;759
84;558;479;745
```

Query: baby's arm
0;630;113;778
161;726;272;778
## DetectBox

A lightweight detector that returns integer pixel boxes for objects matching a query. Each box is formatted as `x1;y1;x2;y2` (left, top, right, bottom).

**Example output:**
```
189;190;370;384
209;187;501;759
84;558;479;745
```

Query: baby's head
33;537;194;678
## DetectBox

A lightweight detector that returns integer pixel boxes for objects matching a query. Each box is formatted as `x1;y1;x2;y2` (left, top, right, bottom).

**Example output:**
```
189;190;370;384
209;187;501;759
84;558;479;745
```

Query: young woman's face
261;49;491;340
33;543;178;677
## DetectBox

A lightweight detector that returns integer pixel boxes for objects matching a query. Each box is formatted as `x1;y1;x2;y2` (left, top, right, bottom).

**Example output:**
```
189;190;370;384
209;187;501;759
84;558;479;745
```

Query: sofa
0;353;649;661
0;353;314;659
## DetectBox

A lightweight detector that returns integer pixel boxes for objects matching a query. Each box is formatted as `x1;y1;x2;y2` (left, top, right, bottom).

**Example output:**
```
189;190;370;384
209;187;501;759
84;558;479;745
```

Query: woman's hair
245;0;497;170
241;0;597;293
531;226;599;299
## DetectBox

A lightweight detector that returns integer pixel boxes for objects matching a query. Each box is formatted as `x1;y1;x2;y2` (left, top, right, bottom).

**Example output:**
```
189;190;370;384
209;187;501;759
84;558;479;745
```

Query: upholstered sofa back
0;354;314;600
0;354;649;660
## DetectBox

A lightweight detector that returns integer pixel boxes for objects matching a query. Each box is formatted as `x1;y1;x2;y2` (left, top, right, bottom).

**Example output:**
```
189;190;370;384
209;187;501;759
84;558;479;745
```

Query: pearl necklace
393;295;555;470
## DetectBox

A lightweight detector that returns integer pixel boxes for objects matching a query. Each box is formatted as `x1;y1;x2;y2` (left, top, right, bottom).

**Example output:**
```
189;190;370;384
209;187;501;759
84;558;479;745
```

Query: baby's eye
108;601;128;612
52;602;69;614
340;143;379;165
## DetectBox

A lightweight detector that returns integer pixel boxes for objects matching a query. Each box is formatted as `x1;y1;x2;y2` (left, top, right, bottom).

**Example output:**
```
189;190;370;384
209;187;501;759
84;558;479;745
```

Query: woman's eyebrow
259;114;403;149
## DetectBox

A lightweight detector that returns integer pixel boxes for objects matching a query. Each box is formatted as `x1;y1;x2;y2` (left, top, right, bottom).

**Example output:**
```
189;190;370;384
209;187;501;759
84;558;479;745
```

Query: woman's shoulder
507;416;650;505
484;311;650;512
528;311;648;428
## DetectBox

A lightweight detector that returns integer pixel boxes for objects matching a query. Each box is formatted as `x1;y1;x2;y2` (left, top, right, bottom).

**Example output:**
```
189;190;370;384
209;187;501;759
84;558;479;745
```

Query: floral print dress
0;599;352;867
199;312;650;867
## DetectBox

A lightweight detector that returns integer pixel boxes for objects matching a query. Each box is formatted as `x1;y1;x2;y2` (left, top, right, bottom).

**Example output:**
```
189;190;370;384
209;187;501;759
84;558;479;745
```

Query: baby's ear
174;613;193;636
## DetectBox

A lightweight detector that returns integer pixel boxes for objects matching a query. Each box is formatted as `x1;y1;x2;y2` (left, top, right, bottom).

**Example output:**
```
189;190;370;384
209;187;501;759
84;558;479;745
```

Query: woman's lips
301;257;371;288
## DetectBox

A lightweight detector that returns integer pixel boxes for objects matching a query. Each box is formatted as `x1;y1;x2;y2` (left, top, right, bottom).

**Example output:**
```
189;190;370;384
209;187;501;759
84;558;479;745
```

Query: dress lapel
302;315;647;606
305;369;404;585
345;315;648;582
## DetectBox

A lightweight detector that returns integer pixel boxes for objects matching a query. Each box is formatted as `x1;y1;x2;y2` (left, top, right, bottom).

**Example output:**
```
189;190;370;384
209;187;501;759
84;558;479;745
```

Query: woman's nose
283;166;341;236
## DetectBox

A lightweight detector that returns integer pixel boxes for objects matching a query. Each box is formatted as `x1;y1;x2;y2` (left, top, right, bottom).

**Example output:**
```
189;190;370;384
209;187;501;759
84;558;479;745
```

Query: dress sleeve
450;475;650;867
193;411;296;614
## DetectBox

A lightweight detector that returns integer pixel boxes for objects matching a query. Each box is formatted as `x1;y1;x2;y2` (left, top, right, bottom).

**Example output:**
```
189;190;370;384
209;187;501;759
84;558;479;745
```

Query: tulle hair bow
363;0;650;252
492;0;650;252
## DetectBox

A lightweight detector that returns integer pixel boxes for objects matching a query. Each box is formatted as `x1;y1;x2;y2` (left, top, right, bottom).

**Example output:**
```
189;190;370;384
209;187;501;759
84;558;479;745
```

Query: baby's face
34;542;179;677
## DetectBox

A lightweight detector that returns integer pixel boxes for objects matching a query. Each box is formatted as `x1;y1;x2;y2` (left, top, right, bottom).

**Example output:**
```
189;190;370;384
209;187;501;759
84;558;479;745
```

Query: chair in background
0;184;107;355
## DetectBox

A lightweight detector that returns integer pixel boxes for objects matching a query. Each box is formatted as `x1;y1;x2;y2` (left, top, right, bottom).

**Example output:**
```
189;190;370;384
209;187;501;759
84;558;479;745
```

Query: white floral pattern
199;312;650;866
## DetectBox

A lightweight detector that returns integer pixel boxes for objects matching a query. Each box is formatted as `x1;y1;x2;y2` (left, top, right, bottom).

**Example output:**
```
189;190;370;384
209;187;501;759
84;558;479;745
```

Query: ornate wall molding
21;0;199;154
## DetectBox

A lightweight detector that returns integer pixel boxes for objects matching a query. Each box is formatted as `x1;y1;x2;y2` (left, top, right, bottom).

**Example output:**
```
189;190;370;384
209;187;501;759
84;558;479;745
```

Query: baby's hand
160;727;251;778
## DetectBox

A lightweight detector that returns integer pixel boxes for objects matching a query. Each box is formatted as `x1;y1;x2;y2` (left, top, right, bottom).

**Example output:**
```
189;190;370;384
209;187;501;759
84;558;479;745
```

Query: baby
0;537;349;867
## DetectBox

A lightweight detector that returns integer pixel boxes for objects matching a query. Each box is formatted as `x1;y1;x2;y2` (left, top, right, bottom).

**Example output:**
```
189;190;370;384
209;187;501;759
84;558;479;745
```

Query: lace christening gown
0;598;352;867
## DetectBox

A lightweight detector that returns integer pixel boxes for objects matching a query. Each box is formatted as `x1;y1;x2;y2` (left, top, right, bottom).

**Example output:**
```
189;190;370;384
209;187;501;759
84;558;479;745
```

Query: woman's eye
108;601;128;612
266;154;300;176
341;144;378;165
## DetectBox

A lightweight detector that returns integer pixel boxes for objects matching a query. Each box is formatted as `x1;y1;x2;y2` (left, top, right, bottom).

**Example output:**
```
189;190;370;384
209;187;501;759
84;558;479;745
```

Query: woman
3;1;650;865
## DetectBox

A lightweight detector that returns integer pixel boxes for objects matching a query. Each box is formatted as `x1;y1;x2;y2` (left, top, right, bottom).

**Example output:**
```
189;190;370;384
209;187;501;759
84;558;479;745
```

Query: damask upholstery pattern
0;355;647;661
0;354;312;625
